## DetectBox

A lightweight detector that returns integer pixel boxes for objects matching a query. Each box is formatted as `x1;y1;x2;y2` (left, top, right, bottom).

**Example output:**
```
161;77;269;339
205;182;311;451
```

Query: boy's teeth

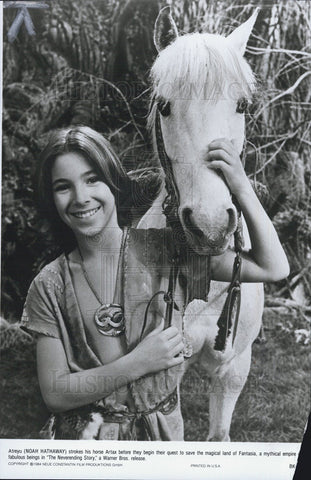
73;207;100;218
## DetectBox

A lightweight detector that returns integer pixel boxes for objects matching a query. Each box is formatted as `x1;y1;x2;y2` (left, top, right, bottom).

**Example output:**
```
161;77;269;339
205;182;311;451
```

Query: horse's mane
148;32;256;132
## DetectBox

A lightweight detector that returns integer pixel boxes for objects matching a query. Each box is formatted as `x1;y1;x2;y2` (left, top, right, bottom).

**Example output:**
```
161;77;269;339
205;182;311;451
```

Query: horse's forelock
150;32;256;103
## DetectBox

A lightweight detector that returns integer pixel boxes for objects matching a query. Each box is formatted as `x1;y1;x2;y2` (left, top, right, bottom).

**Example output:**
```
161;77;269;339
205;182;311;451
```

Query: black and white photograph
1;0;310;478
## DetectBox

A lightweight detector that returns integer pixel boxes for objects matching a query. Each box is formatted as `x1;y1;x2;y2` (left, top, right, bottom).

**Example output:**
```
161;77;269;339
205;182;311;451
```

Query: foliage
2;0;311;319
0;319;48;438
2;0;152;317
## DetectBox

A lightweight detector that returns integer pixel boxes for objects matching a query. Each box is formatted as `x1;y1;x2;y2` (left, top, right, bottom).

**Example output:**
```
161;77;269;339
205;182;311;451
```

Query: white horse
138;7;264;441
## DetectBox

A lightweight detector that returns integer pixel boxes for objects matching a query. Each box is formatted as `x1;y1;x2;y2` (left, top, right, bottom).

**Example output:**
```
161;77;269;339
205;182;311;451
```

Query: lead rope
231;196;243;345
140;258;179;342
228;145;246;346
213;196;244;351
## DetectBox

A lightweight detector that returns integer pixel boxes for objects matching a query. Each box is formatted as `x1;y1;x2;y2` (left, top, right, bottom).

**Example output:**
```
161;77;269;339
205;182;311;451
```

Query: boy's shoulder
32;253;67;293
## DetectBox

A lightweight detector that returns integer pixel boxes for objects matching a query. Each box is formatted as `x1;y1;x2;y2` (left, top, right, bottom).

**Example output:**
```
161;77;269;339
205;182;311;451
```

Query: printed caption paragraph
7;446;297;468
1;440;300;480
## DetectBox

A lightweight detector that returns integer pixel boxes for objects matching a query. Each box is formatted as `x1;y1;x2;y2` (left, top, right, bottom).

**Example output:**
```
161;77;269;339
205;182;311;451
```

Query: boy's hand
131;319;184;376
205;138;250;196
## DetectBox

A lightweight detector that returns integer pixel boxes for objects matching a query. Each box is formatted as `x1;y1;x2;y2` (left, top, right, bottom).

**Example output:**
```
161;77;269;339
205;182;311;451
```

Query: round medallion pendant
94;304;125;336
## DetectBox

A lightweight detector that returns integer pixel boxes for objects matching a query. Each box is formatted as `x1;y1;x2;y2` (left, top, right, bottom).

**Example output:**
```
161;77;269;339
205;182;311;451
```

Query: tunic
21;228;210;440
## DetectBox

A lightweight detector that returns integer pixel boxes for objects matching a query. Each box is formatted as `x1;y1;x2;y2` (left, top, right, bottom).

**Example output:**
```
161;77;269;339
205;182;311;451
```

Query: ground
0;311;310;441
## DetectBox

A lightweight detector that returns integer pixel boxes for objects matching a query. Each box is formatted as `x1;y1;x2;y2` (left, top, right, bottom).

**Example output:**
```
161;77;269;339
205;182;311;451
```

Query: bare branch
253;138;288;175
248;46;311;58
255;71;311;120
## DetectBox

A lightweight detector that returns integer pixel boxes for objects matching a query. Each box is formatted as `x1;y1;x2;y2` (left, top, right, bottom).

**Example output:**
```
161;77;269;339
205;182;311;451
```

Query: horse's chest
183;281;263;367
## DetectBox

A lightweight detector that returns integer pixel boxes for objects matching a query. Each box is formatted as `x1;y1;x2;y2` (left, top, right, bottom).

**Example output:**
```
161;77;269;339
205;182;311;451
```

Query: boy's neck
76;226;124;260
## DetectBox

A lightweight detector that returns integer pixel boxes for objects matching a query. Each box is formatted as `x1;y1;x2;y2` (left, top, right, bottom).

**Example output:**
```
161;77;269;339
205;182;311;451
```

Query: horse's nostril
227;207;238;234
182;208;204;238
182;207;192;227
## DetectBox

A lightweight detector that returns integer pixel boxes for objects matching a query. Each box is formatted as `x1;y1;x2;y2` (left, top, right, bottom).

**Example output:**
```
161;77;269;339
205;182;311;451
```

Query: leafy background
1;0;310;441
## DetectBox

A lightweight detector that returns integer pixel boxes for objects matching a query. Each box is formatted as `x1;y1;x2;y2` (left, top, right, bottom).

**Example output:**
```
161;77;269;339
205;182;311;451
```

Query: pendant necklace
78;228;128;337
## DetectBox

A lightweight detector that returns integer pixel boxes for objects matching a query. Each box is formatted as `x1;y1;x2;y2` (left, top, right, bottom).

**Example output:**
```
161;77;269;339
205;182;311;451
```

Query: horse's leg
207;346;252;442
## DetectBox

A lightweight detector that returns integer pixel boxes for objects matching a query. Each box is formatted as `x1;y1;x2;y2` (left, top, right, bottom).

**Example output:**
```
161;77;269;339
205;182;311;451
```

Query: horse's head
149;7;258;255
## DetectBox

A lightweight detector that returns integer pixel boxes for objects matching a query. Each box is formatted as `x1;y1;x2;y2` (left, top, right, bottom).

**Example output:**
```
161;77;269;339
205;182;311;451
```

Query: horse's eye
158;99;171;117
236;97;249;114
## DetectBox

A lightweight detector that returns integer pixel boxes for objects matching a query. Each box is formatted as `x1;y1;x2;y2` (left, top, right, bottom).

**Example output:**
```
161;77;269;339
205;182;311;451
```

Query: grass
181;313;311;442
0;312;310;441
0;341;48;439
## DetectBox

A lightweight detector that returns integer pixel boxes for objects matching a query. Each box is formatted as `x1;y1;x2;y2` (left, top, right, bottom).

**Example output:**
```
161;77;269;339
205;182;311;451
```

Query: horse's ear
227;8;259;55
154;6;178;53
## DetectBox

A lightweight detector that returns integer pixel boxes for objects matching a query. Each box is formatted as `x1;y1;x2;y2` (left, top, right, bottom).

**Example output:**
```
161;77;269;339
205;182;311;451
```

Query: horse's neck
137;186;167;229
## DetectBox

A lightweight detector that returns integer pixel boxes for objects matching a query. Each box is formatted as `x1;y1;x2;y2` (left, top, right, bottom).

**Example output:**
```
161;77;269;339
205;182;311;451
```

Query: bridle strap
155;110;180;209
140;110;181;343
144;107;243;352
164;257;179;329
155;109;188;250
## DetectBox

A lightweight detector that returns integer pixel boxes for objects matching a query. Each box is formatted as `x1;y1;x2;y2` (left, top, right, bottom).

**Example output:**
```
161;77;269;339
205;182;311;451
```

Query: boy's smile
52;152;119;239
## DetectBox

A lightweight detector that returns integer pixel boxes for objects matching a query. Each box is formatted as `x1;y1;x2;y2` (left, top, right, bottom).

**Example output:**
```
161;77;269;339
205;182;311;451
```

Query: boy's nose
73;185;90;205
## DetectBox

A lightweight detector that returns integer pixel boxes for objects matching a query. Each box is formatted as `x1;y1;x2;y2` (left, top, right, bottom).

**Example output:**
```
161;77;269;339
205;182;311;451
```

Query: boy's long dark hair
36;126;141;254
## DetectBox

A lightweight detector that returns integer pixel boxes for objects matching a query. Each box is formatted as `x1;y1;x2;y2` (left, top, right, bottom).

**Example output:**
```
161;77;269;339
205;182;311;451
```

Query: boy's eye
54;183;69;192
236;97;249;114
87;175;100;184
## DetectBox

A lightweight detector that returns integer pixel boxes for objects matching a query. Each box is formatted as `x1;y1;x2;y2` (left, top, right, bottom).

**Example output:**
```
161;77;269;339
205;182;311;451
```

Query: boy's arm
206;139;289;283
37;321;184;413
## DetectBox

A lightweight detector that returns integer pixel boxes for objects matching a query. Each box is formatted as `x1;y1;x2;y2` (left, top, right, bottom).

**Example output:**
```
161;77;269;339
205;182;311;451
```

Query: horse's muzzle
181;206;237;254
